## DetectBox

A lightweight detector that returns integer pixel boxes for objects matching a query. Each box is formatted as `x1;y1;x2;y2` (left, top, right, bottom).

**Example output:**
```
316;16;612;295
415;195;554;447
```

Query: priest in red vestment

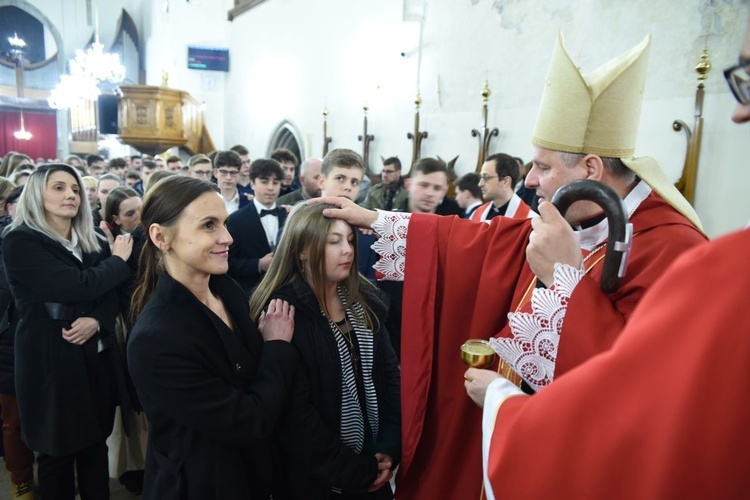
466;17;750;498
316;33;707;500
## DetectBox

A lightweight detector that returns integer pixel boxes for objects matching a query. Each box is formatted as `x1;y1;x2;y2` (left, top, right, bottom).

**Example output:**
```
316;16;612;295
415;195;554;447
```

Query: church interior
0;2;749;499
0;0;747;237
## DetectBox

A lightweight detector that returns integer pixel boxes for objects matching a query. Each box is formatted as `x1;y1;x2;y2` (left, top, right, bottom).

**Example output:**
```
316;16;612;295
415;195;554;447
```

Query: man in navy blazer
227;159;286;295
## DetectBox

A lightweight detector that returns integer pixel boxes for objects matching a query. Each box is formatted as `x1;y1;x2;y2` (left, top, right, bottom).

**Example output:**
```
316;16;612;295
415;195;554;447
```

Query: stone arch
267;120;304;165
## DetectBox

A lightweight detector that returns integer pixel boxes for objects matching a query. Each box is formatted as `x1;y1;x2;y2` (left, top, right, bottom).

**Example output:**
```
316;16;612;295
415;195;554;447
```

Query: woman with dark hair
3;186;23;224
103;186;142;237
2;164;133;499
101;186;147;493
126;176;299;499
250;203;401;499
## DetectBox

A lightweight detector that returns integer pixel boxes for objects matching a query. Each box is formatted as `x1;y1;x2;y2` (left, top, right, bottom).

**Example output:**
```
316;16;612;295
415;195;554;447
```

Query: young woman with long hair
250;203;401;499
102;186;142;236
126;175;299;499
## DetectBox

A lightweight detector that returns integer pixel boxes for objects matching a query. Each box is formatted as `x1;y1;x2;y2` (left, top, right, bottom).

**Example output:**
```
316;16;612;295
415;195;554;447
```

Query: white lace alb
490;263;584;392
371;210;411;280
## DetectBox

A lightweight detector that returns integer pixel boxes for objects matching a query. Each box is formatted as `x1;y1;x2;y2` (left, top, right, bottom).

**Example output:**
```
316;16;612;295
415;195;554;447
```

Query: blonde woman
2;164;133;498
81;176;99;212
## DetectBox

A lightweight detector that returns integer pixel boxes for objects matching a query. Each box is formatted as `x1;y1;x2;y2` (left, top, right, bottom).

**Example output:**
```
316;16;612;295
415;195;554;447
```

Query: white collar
576;180;651;251
62;227;82;261
253;197;277;213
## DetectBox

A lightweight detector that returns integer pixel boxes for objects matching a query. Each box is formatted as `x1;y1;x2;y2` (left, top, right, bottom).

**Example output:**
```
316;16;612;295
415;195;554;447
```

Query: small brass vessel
460;339;496;369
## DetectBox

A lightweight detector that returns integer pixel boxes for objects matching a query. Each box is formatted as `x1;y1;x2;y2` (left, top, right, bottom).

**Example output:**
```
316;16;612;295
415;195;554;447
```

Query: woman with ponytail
126;175;298;499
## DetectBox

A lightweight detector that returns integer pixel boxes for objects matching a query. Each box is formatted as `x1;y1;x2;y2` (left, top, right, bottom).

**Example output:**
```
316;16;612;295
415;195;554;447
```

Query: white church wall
142;0;234;150
220;0;748;237
23;0;746;236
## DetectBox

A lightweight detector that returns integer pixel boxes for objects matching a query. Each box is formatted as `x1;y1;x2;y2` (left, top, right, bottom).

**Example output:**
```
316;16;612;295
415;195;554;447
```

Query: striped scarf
324;287;379;454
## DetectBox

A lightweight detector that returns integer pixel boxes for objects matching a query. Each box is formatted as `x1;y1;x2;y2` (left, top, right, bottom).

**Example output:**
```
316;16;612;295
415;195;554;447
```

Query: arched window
267;121;304;165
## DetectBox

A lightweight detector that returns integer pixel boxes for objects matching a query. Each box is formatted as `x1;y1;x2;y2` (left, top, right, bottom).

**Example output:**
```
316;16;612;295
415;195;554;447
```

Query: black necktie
385;189;395;211
260;208;278;218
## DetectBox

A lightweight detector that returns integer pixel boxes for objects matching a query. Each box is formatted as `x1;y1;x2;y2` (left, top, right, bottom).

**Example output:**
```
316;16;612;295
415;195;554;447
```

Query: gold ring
464;374;472;382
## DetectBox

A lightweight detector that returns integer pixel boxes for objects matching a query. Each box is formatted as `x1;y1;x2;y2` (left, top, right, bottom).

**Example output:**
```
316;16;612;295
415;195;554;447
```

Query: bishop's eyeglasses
724;58;750;105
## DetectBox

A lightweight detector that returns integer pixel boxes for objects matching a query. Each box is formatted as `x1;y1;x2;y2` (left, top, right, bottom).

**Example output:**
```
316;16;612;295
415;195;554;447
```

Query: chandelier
71;41;125;84
13;109;32;141
8;34;32;140
48;0;125;110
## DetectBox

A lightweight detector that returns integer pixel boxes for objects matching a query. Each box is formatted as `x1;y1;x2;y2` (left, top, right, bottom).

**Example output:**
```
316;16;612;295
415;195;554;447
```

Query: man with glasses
725;51;750;123
213;150;248;215
363;157;408;211
187;154;213;180
465;16;750;498
472;152;536;222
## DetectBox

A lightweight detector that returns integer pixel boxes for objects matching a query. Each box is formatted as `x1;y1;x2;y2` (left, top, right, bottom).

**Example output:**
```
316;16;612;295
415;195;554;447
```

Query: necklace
331;313;360;377
332;315;354;347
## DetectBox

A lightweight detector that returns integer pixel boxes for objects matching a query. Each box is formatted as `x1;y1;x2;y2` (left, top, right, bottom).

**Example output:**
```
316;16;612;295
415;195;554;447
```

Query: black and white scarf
324;286;379;454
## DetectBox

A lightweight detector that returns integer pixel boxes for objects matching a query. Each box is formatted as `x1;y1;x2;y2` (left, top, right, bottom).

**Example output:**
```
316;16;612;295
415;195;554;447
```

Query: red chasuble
397;214;534;500
396;192;705;500
485;228;750;499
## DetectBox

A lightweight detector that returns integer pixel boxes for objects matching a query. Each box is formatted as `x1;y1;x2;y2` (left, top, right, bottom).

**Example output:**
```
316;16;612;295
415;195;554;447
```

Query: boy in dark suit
227;159;286;295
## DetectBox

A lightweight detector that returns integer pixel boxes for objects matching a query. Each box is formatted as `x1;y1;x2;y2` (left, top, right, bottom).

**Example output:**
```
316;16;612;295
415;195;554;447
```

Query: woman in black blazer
250;203;401;499
2;164;134;499
126;176;299;499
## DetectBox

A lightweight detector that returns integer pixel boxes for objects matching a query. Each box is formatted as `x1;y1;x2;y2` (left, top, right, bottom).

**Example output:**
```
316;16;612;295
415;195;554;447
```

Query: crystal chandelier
47;66;102;110
48;0;125;110
71;41;125;84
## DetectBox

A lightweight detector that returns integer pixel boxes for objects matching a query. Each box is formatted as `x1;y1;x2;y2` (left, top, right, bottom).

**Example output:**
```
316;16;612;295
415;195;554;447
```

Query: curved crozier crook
551;180;632;293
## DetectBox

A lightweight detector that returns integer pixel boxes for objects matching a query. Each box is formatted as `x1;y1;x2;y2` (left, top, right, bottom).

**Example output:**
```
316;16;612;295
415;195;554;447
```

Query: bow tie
260;208;279;218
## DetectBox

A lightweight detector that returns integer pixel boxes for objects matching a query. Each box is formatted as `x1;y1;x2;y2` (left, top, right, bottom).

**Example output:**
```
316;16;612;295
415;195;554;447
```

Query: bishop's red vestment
376;186;706;500
483;228;750;499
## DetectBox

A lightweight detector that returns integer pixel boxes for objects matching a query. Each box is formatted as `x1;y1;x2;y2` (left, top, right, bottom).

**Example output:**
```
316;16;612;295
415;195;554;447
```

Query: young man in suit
455;172;483;218
227;159;286;295
213;151;250;215
472;153;536;221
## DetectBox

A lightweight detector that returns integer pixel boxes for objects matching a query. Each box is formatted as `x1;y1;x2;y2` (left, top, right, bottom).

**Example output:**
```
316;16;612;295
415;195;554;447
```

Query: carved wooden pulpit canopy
118;85;209;155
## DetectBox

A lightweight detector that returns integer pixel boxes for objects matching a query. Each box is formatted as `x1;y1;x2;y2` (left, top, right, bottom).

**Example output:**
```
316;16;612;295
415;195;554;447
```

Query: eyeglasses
382;169;399;175
479;174;498;182
192;170;212;177
216;169;239;177
724;59;750;105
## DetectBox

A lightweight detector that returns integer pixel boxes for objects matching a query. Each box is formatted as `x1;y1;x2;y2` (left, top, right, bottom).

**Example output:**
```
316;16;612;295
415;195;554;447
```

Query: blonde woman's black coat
2;224;131;456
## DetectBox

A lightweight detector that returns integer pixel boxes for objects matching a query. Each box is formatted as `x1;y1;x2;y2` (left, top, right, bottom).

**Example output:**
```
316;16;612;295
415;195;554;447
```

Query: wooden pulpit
117;85;211;155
